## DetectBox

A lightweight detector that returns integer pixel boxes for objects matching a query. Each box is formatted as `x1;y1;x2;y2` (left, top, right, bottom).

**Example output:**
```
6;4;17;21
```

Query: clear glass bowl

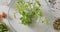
8;0;55;32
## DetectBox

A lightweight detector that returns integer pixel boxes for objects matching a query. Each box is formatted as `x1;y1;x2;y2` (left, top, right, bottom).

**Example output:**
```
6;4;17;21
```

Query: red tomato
1;12;7;18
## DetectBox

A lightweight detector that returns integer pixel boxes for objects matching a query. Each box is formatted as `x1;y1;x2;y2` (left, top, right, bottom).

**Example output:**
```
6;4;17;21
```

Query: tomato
1;12;7;18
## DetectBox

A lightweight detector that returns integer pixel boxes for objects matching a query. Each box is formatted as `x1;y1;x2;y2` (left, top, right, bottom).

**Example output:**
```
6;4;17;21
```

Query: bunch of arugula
14;0;49;25
0;22;9;32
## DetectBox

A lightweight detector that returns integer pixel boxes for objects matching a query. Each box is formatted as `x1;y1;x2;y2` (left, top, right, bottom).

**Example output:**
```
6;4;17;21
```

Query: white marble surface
0;0;11;5
49;0;60;18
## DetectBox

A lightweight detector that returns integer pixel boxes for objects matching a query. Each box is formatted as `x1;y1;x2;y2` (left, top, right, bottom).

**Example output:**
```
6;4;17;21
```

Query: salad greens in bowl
8;0;55;32
9;0;51;25
14;0;44;25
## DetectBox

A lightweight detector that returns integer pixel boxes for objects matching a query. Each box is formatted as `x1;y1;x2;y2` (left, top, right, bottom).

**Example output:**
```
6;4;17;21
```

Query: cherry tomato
1;12;7;18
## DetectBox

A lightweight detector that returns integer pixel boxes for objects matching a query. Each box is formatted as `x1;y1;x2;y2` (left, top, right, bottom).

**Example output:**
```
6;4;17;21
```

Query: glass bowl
8;0;55;32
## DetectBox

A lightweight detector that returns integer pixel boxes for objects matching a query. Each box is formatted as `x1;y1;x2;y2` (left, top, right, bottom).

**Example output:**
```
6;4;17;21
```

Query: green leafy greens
0;22;9;32
14;0;49;25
